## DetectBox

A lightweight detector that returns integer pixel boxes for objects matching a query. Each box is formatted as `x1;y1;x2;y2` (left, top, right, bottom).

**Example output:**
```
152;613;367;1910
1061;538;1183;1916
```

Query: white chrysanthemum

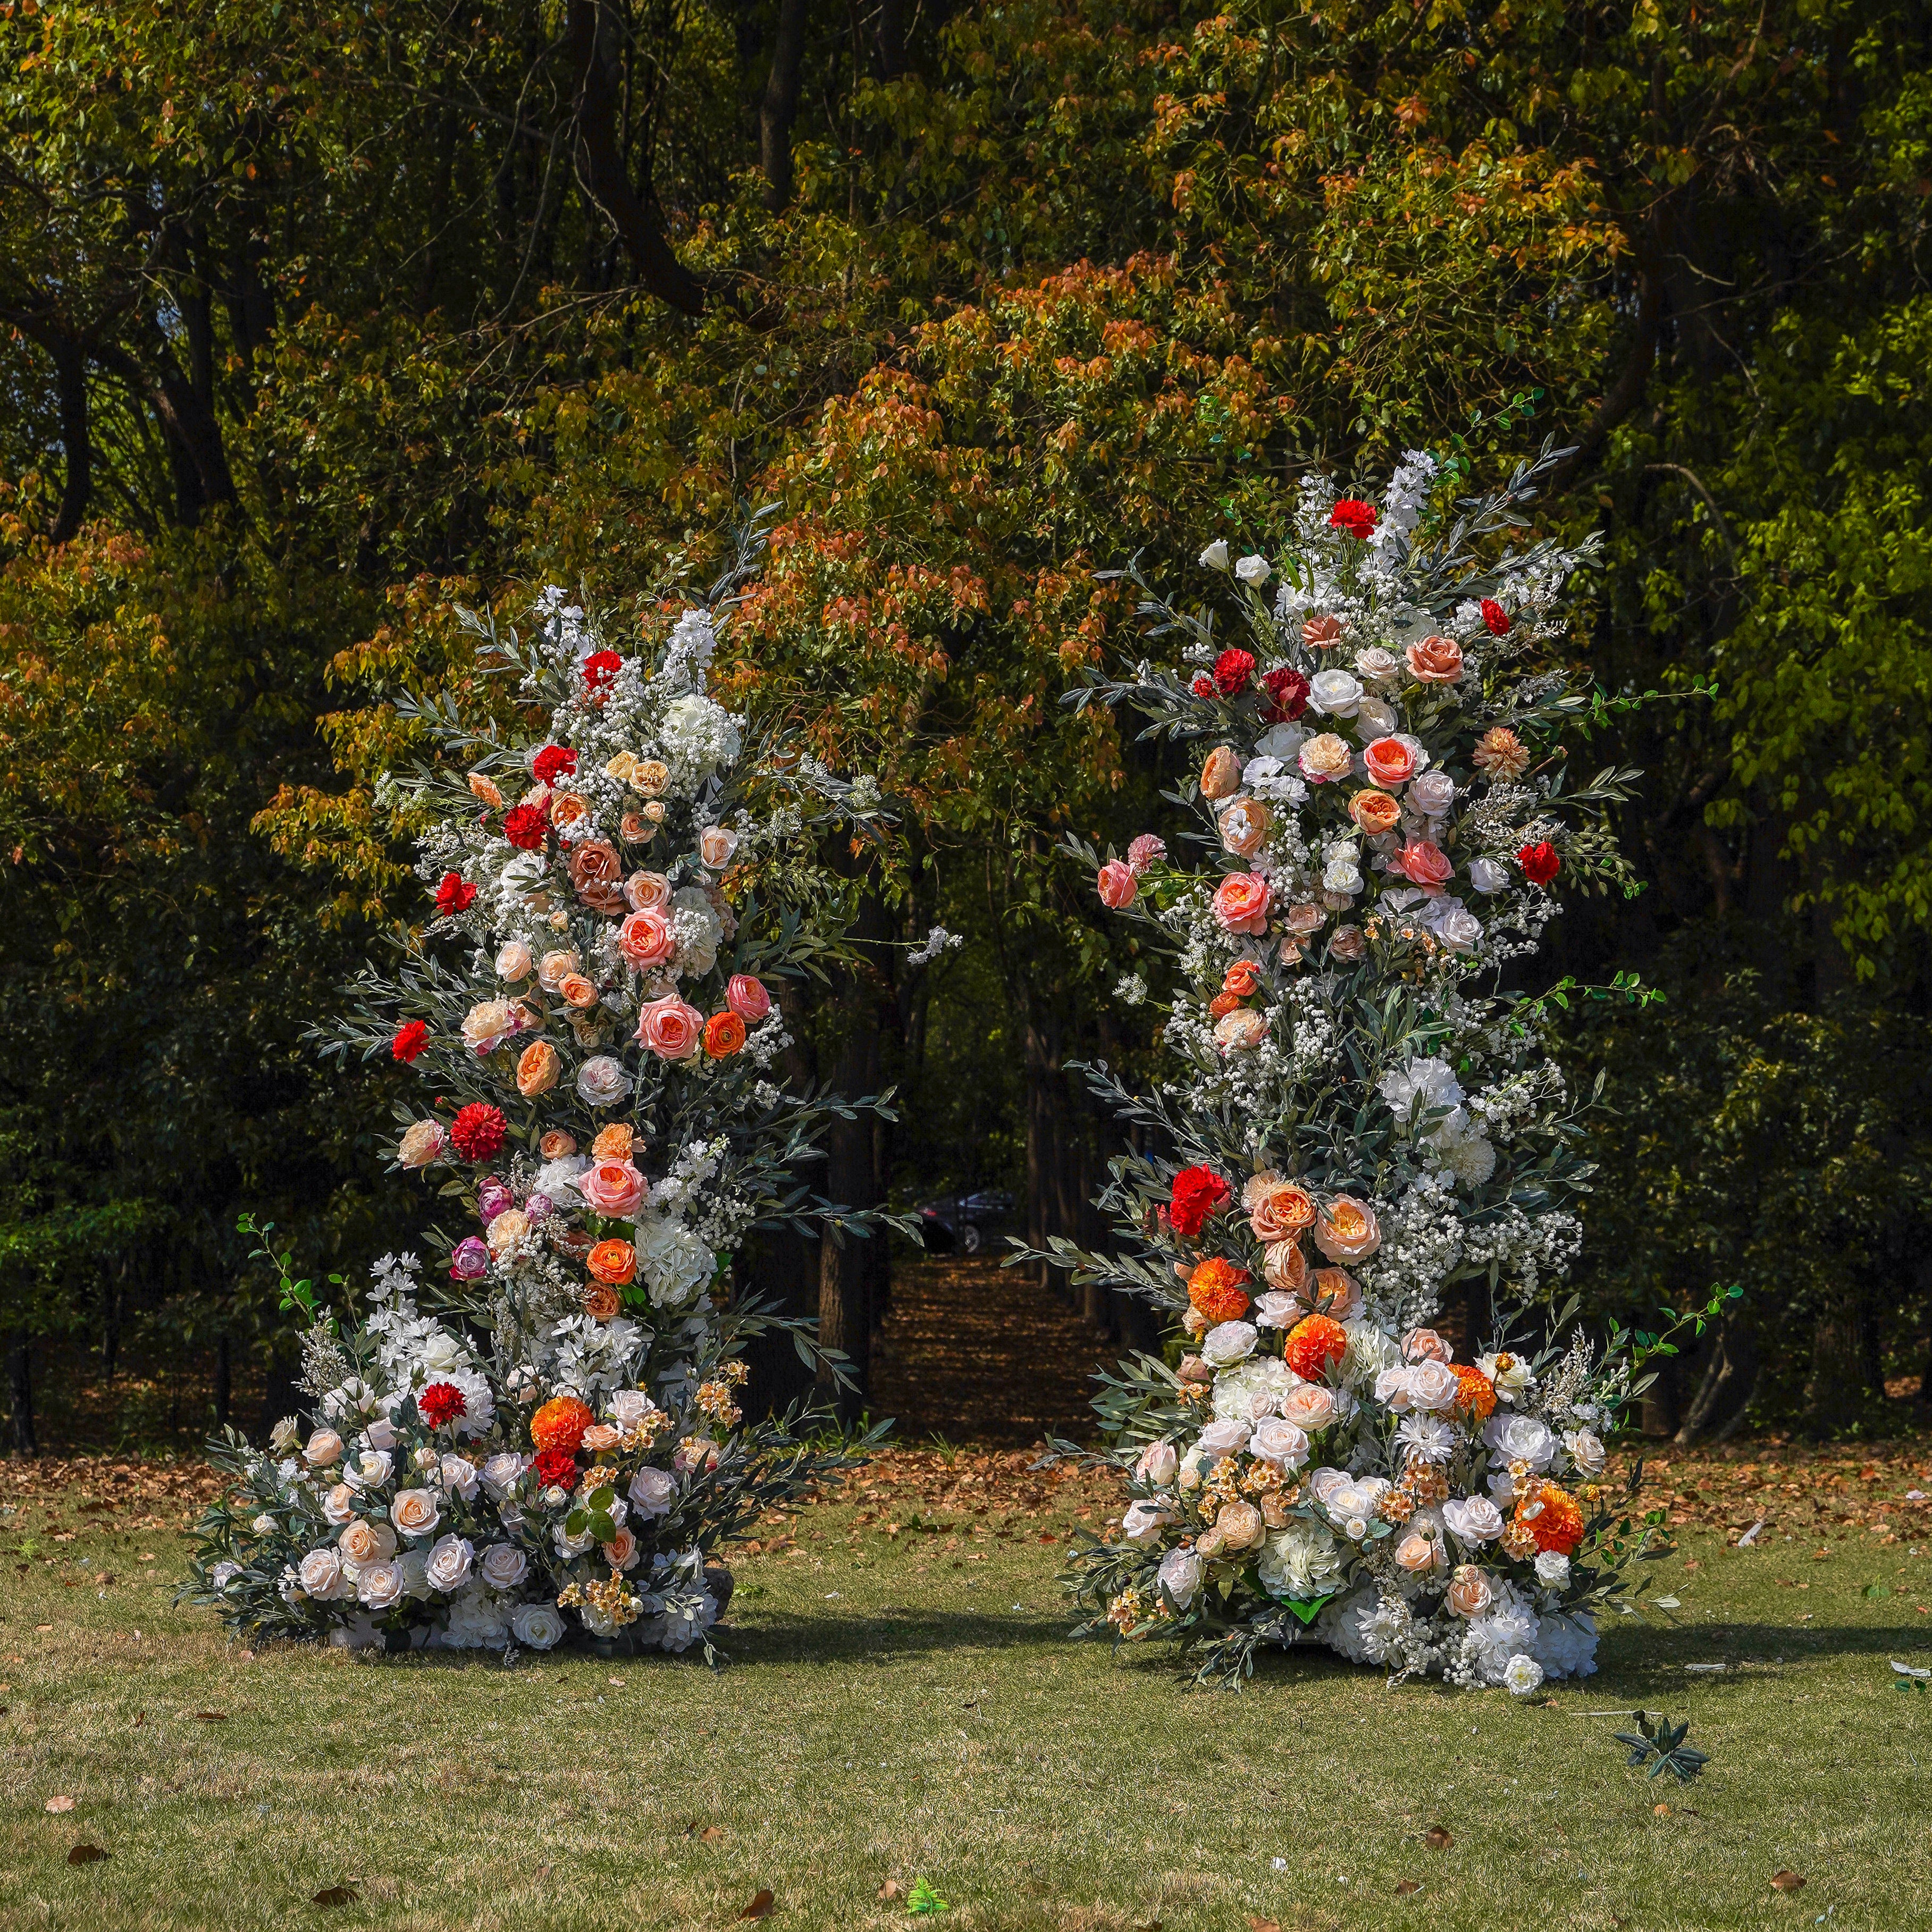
1340;1320;1399;1387
1396;1413;1458;1463
1436;1124;1498;1187
669;887;723;976
1256;1521;1345;1601
633;1214;717;1309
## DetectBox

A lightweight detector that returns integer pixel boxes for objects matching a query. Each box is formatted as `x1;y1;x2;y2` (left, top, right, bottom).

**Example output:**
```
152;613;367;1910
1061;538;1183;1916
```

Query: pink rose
1363;737;1416;788
1406;635;1464;683
636;994;704;1060
576;1159;646;1219
1392;839;1454;895
1097;861;1137;910
698;826;738;869
1212;872;1272;936
726;975;772;1024
618;908;675;968
1127;834;1166;875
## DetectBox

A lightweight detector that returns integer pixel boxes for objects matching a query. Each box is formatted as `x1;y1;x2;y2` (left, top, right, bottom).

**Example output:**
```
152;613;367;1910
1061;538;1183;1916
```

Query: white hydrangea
633;1213;717;1308
1256;1521;1344;1601
657;692;742;791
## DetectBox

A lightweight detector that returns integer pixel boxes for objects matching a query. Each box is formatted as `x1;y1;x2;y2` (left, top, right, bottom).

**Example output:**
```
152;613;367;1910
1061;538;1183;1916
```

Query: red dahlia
1480;597;1511;636
433;871;476;917
503;802;549;851
449;1102;508;1162
1328;499;1378;541
1167;1165;1231;1238
417;1381;468;1427
1261;666;1311;722
1517;841;1561;886
1190;674;1215;699
532;744;577;786
582;650;623;691
533;1447;578;1491
391;1020;431;1064
1212;648;1256;695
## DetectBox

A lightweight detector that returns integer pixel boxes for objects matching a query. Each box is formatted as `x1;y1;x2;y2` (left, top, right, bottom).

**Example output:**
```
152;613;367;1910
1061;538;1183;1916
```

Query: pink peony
1212;872;1273;936
726;975;772;1024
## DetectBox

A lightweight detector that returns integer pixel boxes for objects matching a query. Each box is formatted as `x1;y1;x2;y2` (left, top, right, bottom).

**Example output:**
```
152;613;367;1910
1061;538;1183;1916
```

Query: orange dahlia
1283;1313;1348;1380
1188;1257;1252;1324
530;1395;594;1456
1519;1481;1584;1556
1451;1364;1497;1424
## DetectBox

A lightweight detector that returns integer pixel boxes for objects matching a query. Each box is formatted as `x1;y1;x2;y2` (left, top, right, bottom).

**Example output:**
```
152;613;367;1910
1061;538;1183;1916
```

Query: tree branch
760;0;810;212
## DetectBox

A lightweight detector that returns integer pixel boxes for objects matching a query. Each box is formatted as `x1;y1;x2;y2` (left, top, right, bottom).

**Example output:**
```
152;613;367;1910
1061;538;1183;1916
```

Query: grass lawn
2;1443;1930;1932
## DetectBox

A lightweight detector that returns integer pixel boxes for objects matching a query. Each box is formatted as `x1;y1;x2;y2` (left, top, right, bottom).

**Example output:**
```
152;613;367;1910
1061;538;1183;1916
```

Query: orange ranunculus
1283;1313;1349;1379
1518;1481;1584;1556
1222;959;1263;998
586;1239;636;1286
704;1011;747;1058
1451;1364;1497;1424
530;1395;594;1456
1208;990;1244;1020
1187;1258;1252;1325
591;1123;634;1161
582;1283;621;1322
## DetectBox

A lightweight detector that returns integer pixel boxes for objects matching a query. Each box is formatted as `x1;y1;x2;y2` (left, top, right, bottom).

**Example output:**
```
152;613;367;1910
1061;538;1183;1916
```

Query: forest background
3;0;1930;1459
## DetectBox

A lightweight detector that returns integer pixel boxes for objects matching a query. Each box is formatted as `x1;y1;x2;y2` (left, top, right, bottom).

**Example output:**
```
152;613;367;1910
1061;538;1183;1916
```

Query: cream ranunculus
1215;1500;1266;1550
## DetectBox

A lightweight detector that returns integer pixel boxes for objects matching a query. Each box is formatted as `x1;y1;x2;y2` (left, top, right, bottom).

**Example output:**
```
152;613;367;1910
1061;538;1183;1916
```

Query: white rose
576;1055;633;1109
1468;857;1511;895
1234;553;1271;586
1351;694;1398;740
268;1416;302;1455
1406;1360;1460;1412
1308;668;1363;717
1535;1550;1572;1587
1485;1413;1557;1472
1355;647;1401;683
1563;1428;1606;1475
496;940;533;981
1197;1417;1251;1460
390;1489;442;1539
351;1449;393;1489
1477;1351;1535;1400
1322;854;1364;895
481;1451;526;1494
1488;1467;1519;1508
1503;1653;1545;1696
1135;1441;1178;1485
440;1455;480;1501
1430;903;1484;954
1157;1547;1204;1609
298;1548;348;1601
1200;1320;1258;1368
553;1518;599;1558
609;1389;662;1432
322;1483;357;1526
1408;770;1456;816
1254;721;1308;762
627;1466;676;1519
1442;1496;1504;1544
1374;1366;1418;1414
1249;1418;1311;1471
364;1417;398;1451
424;1533;475;1593
1121;1501;1175;1545
357;1560;404;1610
249;1512;276;1536
511;1603;566;1650
479;1543;529;1591
1199;540;1230;570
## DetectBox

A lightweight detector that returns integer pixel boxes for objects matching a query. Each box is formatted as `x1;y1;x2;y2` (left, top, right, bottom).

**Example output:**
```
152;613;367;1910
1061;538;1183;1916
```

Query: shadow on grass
725;1603;1076;1665
1588;1617;1932;1695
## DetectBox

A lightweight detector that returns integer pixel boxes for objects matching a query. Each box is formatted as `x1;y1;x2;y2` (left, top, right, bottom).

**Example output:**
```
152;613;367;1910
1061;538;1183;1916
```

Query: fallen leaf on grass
700;1826;725;1843
67;1845;110;1865
878;1880;906;1901
740;1889;775;1919
195;1711;229;1722
45;1796;74;1813
1132;1919;1163;1931
1770;1871;1805;1893
313;1885;358;1907
1654;1803;1671;1816
1423;1825;1453;1850
1247;1919;1281;1932
1395;1878;1421;1896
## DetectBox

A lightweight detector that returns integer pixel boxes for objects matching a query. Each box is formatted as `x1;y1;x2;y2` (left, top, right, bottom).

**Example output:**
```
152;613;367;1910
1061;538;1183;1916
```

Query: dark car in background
913;1188;1015;1255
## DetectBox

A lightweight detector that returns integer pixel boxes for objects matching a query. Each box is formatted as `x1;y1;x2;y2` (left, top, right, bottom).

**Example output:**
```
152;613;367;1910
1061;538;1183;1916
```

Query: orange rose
1212;872;1272;936
516;1040;560;1097
1187;1258;1251;1325
620;811;654;844
1222;960;1263;998
550;791;590;831
591;1123;634;1161
557;972;601;1010
1348;789;1402;836
586;1239;636;1286
1200;745;1242;800
703;1011;747;1058
1245;1175;1315;1241
1207;990;1243;1020
1314;1194;1381;1261
539;1130;579;1160
1405;635;1464;683
1309;1267;1362;1319
1362;736;1417;788
568;838;626;912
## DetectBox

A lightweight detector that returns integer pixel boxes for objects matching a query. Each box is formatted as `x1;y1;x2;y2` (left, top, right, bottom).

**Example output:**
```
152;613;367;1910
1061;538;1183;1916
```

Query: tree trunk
214;1333;233;1430
49;331;91;542
1804;1284;1874;1435
6;1334;36;1457
1675;1315;1759;1446
876;0;905;77
759;0;809;211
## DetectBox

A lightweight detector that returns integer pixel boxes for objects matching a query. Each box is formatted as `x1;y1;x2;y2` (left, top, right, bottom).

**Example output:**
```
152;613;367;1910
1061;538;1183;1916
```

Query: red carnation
391;1020;431;1064
532;744;577;786
503;802;549;851
434;871;476;917
533;1447;578;1491
417;1381;468;1428
1480;597;1511;637
449;1102;508;1162
1261;666;1311;723
1212;648;1256;696
1518;841;1561;886
1167;1165;1231;1238
1190;673;1215;699
583;650;623;691
1328;499;1377;541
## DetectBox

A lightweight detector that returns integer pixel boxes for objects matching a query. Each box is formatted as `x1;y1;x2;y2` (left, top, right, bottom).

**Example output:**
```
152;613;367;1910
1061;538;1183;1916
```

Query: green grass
2;1455;1930;1932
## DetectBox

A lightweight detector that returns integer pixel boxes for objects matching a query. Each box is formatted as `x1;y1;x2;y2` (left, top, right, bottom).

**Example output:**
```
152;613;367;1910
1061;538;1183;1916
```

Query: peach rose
1200;745;1242;800
1302;614;1343;649
557;972;601;1010
636;994;704;1060
539;1130;578;1160
1446;1563;1495;1618
1314;1195;1381;1261
1215;1500;1266;1551
1392;839;1454;895
1096;861;1137;910
1406;635;1464;683
516;1040;561;1097
1328;924;1366;961
1212;872;1272;936
591;1123;633;1161
550;791;590;831
698;825;738;869
1395;1530;1442;1574
602;750;638;785
485;1208;530;1260
577;1159;646;1219
1297;732;1354;783
632;759;670;798
726;975;771;1023
620;812;653;844
390;1488;442;1539
1363;736;1417;788
304;1428;345;1467
618;908;675;968
397;1120;445;1168
1309;1267;1363;1320
1348;789;1402;836
537;950;581;992
495;940;533;981
581;1422;623;1454
467;769;504;809
1262;1239;1310;1295
587;1239;635;1285
1247;1177;1316;1242
1283;901;1326;938
460;999;517;1053
568;837;624;906
338;1518;395;1566
1219;797;1271;857
1279;1383;1337;1433
624;869;672;912
1214;1008;1268;1052
1402;1327;1452;1365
